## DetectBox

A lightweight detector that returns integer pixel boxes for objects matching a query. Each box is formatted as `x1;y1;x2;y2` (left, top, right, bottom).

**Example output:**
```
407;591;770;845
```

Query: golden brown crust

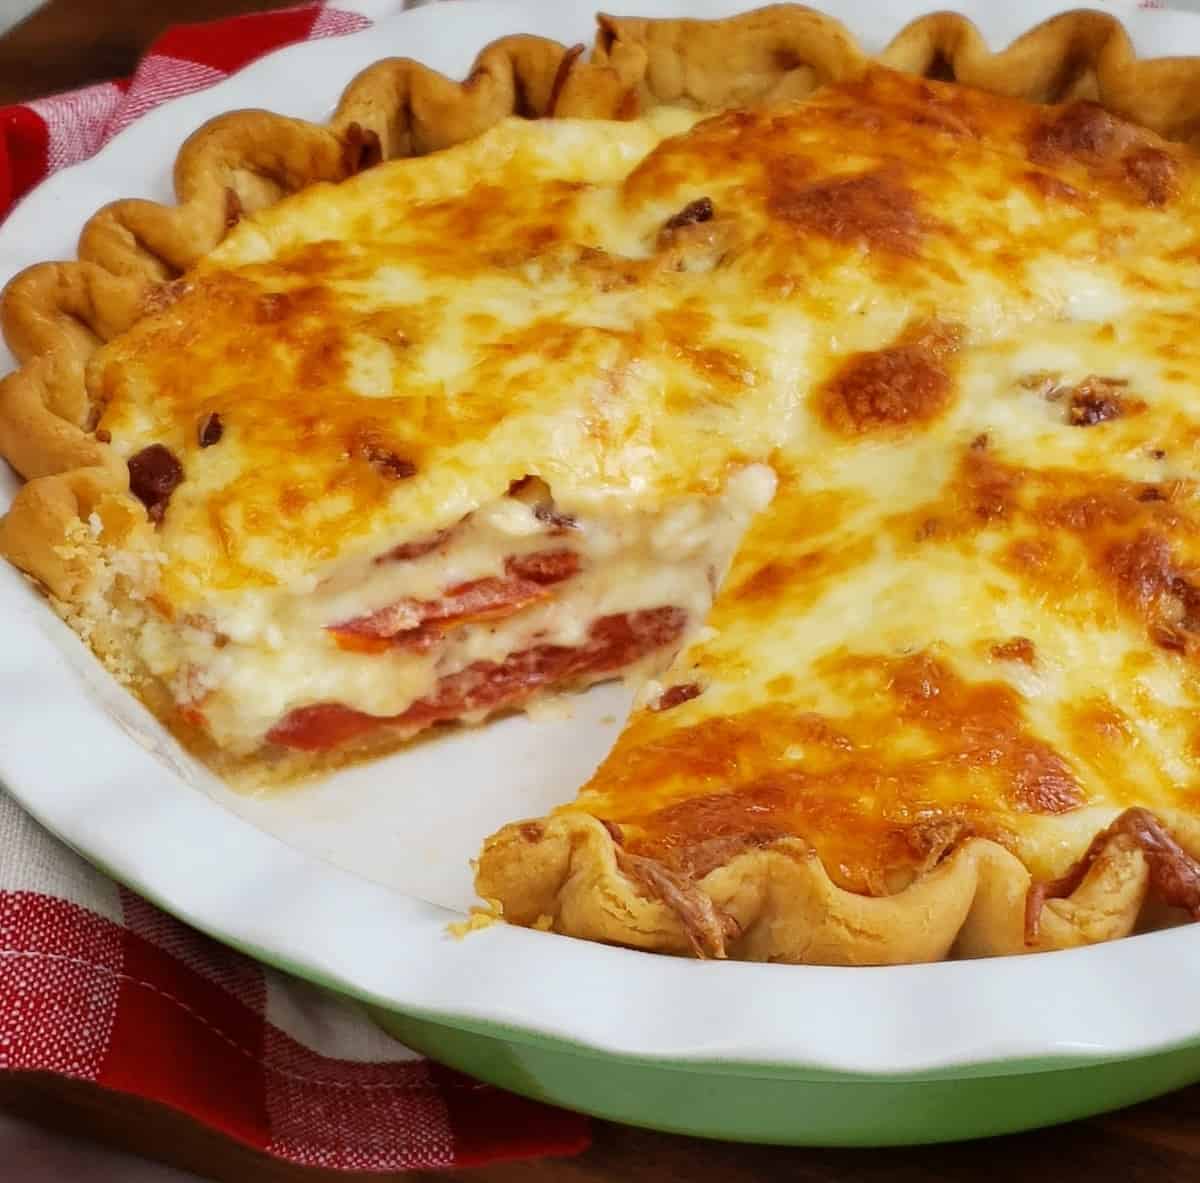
592;6;866;111
476;811;1200;964
8;5;1200;963
881;10;1200;142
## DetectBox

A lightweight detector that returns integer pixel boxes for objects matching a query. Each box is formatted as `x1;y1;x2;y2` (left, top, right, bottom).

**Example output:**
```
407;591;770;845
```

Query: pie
5;6;1200;963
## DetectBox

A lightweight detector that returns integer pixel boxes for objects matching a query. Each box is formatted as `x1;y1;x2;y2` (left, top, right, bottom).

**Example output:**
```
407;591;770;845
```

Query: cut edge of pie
6;5;1200;956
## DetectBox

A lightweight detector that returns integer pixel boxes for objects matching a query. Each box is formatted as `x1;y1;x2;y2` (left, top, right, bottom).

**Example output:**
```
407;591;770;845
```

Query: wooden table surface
2;2;1199;1180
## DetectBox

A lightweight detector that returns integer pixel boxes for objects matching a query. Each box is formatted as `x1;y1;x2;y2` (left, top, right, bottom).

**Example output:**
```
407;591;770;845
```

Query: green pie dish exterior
372;1010;1200;1145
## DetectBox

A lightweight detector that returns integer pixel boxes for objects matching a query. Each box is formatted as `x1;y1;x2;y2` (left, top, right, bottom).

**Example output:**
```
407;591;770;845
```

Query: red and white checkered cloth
0;2;589;1172
0;2;383;218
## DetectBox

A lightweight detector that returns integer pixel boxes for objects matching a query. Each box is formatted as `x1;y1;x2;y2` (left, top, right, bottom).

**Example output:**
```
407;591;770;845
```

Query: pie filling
130;466;774;758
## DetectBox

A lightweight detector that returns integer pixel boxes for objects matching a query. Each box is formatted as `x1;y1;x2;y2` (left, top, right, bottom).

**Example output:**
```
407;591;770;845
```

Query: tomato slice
270;606;686;752
504;549;579;585
265;702;380;751
328;550;582;649
328;575;550;649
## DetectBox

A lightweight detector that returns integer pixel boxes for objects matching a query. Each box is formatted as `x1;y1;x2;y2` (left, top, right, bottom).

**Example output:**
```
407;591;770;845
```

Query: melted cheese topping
86;67;1200;830
538;73;1200;887
92;105;784;601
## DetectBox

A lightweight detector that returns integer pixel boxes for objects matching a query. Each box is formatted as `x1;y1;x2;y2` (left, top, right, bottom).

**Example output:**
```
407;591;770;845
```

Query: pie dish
7;2;1200;969
9;0;1200;1145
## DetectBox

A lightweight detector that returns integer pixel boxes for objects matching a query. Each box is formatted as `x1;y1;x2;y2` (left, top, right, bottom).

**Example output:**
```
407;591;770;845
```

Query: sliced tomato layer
265;702;384;751
330;576;550;649
268;605;686;752
328;549;581;652
504;549;579;584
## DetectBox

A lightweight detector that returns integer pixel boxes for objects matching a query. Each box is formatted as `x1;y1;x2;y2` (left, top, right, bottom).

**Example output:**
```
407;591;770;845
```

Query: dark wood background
2;2;1199;1179
5;1066;1200;1182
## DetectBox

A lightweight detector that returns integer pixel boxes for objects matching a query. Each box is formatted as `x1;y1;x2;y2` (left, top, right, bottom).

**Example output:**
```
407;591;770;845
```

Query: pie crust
6;5;1200;963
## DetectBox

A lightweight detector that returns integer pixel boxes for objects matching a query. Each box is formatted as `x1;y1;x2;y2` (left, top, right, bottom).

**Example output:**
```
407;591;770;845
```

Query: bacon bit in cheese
1025;807;1200;942
178;706;207;729
816;320;964;435
1068;388;1123;426
663;196;714;230
991;637;1036;664
127;444;184;524
652;681;703;712
507;476;579;531
769;167;928;256
655;214;736;273
659;197;715;243
357;440;417;481
198;412;223;448
533;502;578;531
254;284;327;325
1065;377;1140;427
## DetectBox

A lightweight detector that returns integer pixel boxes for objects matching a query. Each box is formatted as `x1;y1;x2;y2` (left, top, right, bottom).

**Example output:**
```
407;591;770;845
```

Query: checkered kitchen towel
0;2;589;1171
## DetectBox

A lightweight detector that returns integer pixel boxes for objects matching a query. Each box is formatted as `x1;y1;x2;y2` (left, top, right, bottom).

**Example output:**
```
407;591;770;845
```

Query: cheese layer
86;66;1200;839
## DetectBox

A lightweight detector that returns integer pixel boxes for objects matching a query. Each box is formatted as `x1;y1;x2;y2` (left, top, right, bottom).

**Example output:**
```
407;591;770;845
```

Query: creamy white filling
135;466;775;752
